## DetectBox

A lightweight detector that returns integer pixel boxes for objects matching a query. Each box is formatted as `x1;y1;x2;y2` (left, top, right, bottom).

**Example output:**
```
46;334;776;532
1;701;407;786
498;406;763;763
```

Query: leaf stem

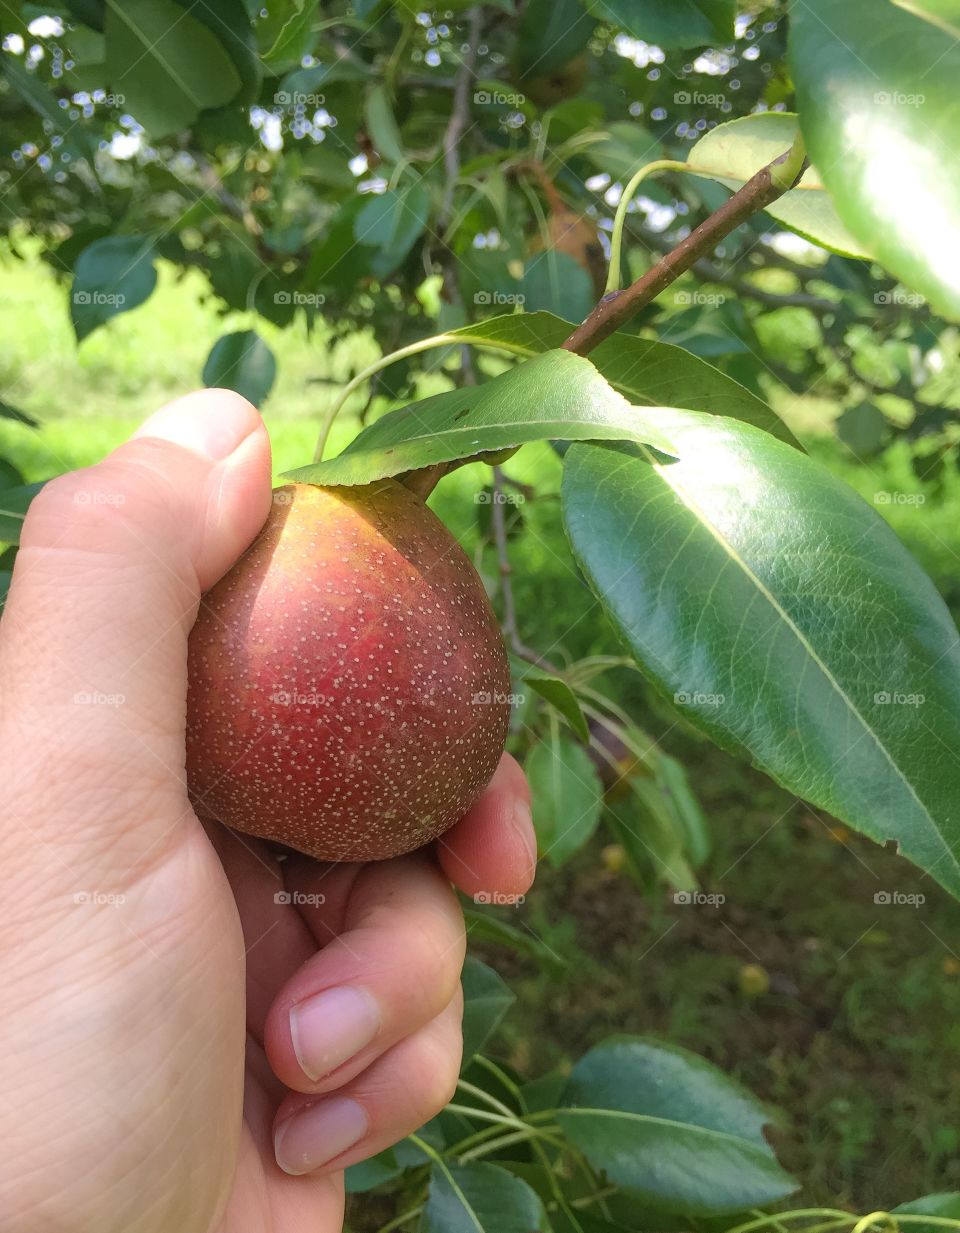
605;159;687;294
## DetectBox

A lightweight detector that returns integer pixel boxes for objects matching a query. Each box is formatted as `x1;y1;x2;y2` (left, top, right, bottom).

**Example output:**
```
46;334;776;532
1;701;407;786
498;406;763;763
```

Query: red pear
185;480;511;862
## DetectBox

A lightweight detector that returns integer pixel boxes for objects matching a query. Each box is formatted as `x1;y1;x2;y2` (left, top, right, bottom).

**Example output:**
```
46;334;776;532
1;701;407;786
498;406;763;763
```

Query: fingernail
134;394;259;461
289;986;381;1081
512;797;538;876
274;1097;368;1175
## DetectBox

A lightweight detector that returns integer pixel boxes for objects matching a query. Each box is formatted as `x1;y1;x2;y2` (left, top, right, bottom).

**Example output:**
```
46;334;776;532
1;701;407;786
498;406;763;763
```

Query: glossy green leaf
460;957;515;1068
526;727;603;864
525;675;591;743
260;0;317;70
562;414;960;901
520;250;594;322
105;0;241;137
354;183;430;279
894;1193;960;1233
790;0;960;319
0;482;46;545
687;113;871;258
517;0;594;78
423;1161;547;1233
447;311;799;447
70;236;157;342
586;0;735;48
285;350;676;487
559;1037;797;1214
175;0;261;103
202;330;276;408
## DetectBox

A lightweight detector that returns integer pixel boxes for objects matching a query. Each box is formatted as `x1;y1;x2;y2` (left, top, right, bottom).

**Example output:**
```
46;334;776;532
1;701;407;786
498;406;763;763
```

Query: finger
273;992;463;1176
264;855;465;1094
0;390;271;858
435;753;536;899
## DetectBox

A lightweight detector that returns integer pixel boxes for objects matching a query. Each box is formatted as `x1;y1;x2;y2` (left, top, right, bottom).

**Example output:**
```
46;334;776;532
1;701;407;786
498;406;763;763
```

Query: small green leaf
105;0;241;137
894;1193;960;1233
586;0;734;48
521;249;593;322
70;236;157;342
687;113;871;258
460;957;515;1068
423;1161;547;1233
354;183;430;279
525;675;591;743
364;83;404;165
790;0;960;319
517;0;594;78
526;728;603;865
202;330;276;408
559;1037;798;1215
285;350;676;487
562;414;960;902
259;0;318;69
175;0;261;103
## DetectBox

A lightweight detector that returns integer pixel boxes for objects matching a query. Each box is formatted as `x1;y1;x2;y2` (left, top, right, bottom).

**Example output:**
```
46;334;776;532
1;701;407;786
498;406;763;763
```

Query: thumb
0;389;271;854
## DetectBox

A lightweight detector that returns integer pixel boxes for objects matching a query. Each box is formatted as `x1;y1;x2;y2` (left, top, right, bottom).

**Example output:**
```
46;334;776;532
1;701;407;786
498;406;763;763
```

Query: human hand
0;391;535;1233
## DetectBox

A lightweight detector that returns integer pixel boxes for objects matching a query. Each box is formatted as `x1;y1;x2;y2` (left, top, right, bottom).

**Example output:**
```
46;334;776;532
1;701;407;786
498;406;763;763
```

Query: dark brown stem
490;467;555;670
562;147;809;355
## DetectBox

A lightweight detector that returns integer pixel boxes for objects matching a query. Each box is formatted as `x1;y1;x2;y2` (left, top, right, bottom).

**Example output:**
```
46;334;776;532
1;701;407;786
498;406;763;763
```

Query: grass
4;248;960;1215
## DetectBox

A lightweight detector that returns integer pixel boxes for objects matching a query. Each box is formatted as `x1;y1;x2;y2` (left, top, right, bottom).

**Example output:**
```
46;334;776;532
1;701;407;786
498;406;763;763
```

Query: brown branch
438;6;482;231
562;147;809;356
490;466;555;669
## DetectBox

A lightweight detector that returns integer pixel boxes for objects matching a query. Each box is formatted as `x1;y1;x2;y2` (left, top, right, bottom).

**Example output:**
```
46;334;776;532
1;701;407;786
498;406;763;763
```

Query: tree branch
562;144;808;355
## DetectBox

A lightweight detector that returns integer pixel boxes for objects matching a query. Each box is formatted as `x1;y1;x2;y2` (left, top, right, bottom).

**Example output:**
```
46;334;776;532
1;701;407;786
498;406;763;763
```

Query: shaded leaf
525;674;591;743
424;1161;547;1233
460;956;515;1068
526;727;603;864
202;330;276;408
70;236;157;341
586;0;735;49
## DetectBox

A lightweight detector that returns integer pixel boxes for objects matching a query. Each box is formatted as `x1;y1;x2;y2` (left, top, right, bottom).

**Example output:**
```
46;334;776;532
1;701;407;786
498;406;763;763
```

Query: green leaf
423;1161;547;1233
354;183;430;279
836;401;888;457
686;113;871;258
585;0;734;48
517;0;595;79
0;51;96;162
0;400;37;427
559;1037;798;1215
105;0;241;137
460;957;515;1068
605;775;698;892
525;675;591;743
364;83;405;165
344;1147;401;1194
561;414;960;902
173;0;261;103
285;350;676;487
0;482;46;545
461;906;565;968
894;1193;960;1233
202;330;276;408
70;236;157;342
448;311;799;448
526;727;603;865
790;0;960;319
521;249;594;322
259;0;318;70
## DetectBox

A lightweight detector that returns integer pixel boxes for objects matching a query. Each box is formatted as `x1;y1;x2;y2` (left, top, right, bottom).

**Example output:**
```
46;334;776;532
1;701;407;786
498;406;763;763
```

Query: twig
439;6;482;231
562;143;808;355
490;466;555;670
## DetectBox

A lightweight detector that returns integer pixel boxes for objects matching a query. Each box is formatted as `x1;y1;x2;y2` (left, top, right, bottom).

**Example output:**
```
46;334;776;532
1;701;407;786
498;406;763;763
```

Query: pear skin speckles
185;480;511;861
